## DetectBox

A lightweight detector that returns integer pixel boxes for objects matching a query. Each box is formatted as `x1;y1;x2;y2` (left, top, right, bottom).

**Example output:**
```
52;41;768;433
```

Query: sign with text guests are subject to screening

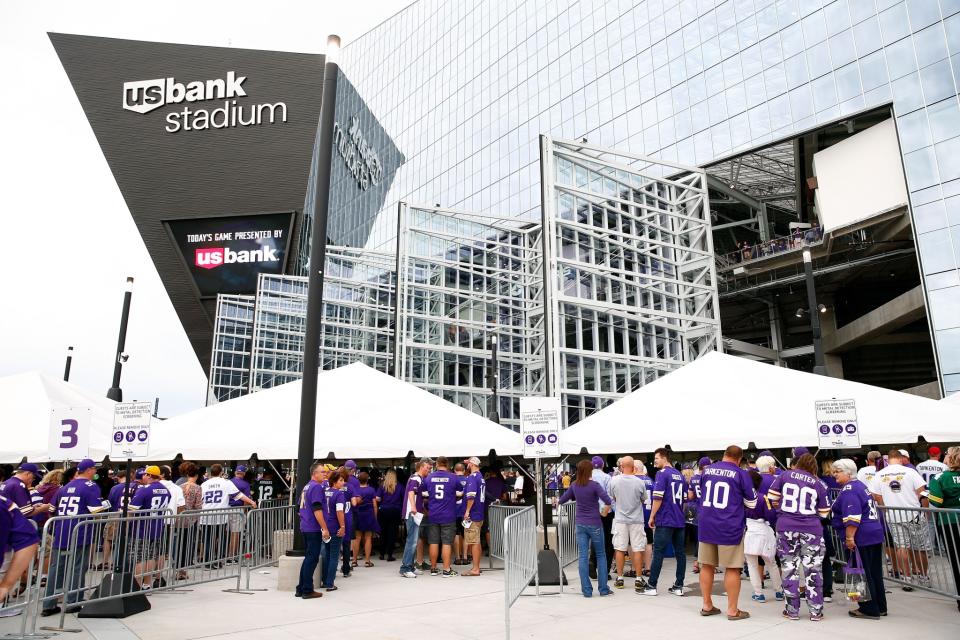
520;396;561;458
111;402;154;460
48;407;91;460
815;398;861;449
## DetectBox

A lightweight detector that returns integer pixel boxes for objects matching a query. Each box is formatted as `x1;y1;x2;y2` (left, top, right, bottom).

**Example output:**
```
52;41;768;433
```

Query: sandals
364;561;374;567
727;610;750;621
350;560;359;568
700;606;721;616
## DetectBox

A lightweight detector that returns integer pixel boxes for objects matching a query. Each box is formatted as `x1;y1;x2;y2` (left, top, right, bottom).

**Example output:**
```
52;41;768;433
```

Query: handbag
843;547;871;603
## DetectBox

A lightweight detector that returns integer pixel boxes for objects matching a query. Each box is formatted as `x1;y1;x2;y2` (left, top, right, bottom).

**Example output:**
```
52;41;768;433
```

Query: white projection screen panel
812;118;908;233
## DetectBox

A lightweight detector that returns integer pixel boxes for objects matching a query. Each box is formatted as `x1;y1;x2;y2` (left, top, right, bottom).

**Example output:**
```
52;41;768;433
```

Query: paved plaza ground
2;557;958;640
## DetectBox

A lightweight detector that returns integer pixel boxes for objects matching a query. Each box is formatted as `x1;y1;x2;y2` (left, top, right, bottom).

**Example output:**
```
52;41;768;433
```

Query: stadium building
52;0;960;429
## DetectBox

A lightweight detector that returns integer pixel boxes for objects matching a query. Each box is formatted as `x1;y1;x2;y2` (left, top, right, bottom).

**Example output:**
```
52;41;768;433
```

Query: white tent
150;362;521;460
561;352;960;454
0;371;117;462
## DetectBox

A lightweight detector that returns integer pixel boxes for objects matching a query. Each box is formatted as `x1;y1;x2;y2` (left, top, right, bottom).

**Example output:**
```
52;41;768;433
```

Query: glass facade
337;0;960;393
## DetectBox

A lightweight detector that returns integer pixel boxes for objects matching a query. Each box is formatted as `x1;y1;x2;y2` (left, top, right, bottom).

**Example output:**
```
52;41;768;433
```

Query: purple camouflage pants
777;531;825;616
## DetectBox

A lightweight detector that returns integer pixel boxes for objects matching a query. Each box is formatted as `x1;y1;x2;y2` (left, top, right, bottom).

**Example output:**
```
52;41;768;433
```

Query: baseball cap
134;467;146;480
698;456;712;467
591;456;604;468
144;465;161;477
792;446;810;458
464;456;481;466
16;463;39;475
322;463;337;472
344;460;357;470
77;459;97;473
899;449;910;458
758;450;773;457
236;465;247;473
929;446;941;458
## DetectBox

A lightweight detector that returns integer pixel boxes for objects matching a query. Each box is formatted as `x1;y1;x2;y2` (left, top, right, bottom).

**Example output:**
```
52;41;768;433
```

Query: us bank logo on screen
122;71;287;133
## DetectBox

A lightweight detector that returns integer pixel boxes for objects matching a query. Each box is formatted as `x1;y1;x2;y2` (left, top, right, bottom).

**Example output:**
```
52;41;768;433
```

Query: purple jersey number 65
59;419;79;449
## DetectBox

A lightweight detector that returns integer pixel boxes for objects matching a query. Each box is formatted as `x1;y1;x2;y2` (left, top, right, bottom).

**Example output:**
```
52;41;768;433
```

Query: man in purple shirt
461;456;486;576
127;466;172;589
0;495;39;604
422;457;460;577
296;463;330;599
41;459;109;616
0;463;51;520
697;445;757;620
641;448;687;597
227;465;253;564
399;458;432;578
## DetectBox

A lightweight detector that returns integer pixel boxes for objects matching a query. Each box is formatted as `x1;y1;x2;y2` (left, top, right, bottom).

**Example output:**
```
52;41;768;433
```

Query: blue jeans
400;515;419;574
322;536;342;588
297;532;323;595
649;526;686;589
43;545;90;609
576;524;609;596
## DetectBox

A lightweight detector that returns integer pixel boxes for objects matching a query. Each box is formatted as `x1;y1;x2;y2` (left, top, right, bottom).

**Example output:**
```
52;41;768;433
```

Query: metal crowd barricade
877;505;960;602
487;503;527;568
233;504;296;591
503;506;537;640
0;524;43;640
555;500;576;593
257;498;287;510
28;506;249;635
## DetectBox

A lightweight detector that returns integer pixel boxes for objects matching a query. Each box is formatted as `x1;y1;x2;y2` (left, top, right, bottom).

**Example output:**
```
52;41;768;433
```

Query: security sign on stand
48;407;91;460
815;398;861;449
111;401;154;459
519;396;561;458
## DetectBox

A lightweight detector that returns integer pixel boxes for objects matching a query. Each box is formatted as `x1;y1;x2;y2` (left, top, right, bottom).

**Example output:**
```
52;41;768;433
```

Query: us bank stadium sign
333;115;383;190
122;71;287;133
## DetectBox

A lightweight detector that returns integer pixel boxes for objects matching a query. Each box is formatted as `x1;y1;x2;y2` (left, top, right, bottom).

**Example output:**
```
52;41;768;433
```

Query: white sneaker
639;586;658;596
413;568;423;575
668;585;684;597
401;571;417;578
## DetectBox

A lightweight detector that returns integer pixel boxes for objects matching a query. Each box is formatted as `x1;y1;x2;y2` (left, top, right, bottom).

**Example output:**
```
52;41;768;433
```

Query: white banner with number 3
48;407;90;461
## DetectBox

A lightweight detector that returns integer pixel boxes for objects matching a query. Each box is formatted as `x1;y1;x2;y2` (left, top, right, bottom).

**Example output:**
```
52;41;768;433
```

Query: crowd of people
557;444;960;622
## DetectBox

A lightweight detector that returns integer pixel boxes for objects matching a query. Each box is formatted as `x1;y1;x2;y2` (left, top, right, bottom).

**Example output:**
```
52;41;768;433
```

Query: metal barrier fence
555;501;577;593
0;531;41;636
503;506;537;640
257;498;288;510
234;505;297;591
488;503;527;566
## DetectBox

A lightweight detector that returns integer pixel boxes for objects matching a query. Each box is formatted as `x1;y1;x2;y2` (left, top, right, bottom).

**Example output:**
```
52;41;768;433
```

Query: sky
0;0;413;417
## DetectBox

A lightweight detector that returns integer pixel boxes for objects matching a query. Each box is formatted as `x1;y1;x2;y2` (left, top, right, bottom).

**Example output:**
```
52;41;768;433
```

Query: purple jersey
377;484;404;511
485;475;506;505
464;472;486;521
129;481;172;539
0;477;33;517
697;461;757;545
422;470;460;525
323;484;347;531
402;475;424;518
689;472;703;499
345;475;361;522
0;495;39;555
759;473;776;495
356;486;377;515
51;479;108;548
229;477;252;507
108;482;137;512
31;483;59;526
833;479;884;546
652;467;686;528
559;481;612;527
298;480;325;533
638;474;654;521
768;469;830;536
455;475;468;518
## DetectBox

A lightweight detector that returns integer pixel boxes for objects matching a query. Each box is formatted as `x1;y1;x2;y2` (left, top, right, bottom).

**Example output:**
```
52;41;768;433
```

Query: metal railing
0;524;41;639
233;505;296;591
717;226;823;270
487;503;527;566
555;500;577;592
503;506;537;640
257;498;289;510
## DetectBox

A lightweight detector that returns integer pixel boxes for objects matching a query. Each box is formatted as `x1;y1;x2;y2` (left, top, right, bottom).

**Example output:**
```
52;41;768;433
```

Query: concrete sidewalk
2;558;959;639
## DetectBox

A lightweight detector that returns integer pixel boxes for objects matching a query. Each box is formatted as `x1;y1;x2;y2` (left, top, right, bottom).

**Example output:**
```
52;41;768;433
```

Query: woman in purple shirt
559;459;613;597
354;472;379;567
376;470;403;561
768;453;831;621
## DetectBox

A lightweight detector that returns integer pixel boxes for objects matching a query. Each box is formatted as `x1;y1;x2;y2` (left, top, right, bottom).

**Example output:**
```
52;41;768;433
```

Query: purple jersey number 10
59;419;79;449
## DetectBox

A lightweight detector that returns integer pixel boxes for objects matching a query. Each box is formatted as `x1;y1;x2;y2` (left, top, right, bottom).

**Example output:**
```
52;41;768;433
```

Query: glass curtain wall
208;295;255;404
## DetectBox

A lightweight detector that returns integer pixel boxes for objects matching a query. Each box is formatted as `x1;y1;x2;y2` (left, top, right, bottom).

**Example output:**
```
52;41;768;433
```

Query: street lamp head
818;304;827;313
125;276;134;292
795;308;805;318
326;34;341;64
802;249;812;263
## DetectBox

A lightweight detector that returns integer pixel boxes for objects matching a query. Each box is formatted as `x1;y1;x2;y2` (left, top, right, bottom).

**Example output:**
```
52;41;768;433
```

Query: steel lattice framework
208;295;256;404
540;136;722;426
394;203;545;431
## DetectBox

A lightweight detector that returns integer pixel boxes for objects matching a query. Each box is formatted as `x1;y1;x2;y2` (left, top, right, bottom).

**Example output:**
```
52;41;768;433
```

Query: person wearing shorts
607;456;648;592
870;449;930;588
461;457;486;576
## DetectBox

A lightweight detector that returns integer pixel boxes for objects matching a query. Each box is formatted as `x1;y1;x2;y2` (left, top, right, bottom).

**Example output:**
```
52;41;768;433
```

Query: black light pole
106;277;134;401
489;333;500;424
63;346;74;382
803;250;827;376
290;34;340;555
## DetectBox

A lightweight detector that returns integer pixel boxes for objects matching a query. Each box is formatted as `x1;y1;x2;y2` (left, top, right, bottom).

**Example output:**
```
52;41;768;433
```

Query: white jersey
200;477;241;525
856;465;877;486
916;460;948;485
160;480;185;515
869;464;926;520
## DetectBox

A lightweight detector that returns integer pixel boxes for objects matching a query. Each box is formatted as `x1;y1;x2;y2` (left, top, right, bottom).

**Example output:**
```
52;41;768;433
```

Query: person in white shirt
916;446;948;485
869;449;929;587
589;456;614;579
200;464;254;567
856;451;881;486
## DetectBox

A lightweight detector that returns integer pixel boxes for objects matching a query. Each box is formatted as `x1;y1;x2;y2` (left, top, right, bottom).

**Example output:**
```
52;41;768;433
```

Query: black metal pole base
77;572;150;618
532;548;566;586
